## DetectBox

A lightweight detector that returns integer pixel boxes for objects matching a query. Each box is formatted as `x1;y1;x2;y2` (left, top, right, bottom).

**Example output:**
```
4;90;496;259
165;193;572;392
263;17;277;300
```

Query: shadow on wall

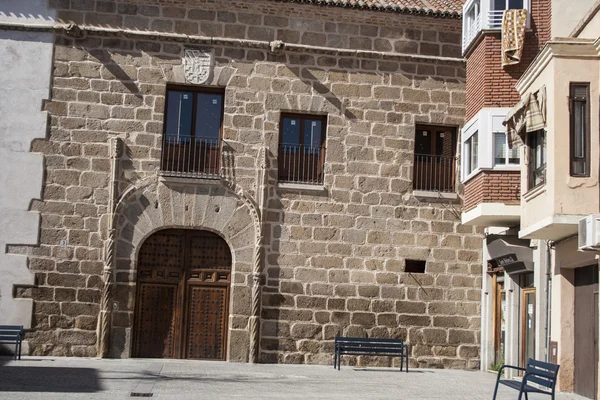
0;365;101;392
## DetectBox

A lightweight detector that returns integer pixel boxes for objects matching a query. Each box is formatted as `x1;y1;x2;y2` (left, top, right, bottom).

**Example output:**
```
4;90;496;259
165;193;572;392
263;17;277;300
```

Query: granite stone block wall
19;0;484;368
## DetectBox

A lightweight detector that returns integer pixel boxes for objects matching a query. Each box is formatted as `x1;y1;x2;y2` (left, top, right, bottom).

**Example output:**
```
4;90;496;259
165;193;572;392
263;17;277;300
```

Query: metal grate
413;154;456;193
160;135;221;179
278;143;326;185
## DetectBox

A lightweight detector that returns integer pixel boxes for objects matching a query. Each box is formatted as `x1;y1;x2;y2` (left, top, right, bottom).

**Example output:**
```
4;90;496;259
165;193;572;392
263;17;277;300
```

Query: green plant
489;354;505;375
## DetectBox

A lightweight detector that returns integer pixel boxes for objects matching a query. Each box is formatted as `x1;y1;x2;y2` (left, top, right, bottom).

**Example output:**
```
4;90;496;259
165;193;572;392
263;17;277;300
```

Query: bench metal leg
492;380;500;400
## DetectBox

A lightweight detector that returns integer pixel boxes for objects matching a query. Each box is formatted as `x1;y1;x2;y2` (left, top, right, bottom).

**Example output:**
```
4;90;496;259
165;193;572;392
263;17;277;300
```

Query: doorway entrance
133;229;232;360
575;265;599;399
520;288;536;367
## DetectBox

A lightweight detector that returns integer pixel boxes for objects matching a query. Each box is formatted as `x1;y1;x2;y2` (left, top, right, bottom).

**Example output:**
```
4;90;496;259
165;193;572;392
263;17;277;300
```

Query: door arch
133;229;232;360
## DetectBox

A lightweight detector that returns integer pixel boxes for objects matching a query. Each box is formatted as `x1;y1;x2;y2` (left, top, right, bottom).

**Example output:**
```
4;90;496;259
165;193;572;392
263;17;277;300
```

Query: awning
486;234;534;275
503;85;546;148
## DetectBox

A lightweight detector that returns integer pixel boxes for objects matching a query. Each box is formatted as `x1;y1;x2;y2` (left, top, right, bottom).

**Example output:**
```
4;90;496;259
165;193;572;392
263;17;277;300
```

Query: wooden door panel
575;265;599;399
185;285;228;360
134;283;178;358
188;232;232;270
135;229;231;360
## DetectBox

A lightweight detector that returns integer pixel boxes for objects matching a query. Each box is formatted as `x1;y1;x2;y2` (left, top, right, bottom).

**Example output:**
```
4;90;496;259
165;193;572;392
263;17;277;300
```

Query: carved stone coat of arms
183;49;213;85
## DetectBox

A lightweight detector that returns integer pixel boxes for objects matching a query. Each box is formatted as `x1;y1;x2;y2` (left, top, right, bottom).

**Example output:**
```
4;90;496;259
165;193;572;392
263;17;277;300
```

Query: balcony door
161;87;224;178
413;125;457;193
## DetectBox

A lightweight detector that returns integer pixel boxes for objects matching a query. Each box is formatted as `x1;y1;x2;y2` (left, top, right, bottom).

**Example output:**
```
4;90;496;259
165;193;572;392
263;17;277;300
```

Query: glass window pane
465;141;472;174
281;117;301;151
508;145;520;164
415;129;432;155
471;133;479;171
494;132;507;165
494;0;506;10
195;92;223;140
508;0;523;9
166;91;193;138
574;101;585;158
303;119;322;152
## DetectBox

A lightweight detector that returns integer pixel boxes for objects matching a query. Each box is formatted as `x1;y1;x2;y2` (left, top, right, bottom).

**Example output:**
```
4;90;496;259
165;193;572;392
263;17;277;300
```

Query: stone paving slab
0;357;590;399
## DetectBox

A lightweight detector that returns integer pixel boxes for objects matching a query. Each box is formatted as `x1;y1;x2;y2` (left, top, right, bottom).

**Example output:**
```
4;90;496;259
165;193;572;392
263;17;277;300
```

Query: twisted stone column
97;137;121;358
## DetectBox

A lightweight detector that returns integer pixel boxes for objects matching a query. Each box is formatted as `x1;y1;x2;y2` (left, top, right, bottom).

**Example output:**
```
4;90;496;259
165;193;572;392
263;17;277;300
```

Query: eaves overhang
516;38;600;94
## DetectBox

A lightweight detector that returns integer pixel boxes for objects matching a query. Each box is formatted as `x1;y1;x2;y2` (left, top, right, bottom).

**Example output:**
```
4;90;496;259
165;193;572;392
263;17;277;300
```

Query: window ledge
523;183;545;202
413;190;459;201
277;182;327;194
159;174;221;186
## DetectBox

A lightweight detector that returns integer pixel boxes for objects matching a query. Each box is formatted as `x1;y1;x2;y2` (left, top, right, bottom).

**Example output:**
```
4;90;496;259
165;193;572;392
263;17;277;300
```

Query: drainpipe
545;240;553;362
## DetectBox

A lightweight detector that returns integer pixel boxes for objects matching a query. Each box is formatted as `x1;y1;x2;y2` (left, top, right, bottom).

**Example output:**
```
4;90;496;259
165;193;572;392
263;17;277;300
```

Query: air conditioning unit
578;215;600;251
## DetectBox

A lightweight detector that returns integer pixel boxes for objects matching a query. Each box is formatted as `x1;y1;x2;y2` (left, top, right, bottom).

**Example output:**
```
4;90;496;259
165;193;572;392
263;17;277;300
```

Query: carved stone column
97;137;122;358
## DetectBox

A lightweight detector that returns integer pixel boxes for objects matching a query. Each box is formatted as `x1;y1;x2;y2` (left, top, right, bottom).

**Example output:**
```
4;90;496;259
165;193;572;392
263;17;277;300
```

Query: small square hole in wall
405;259;426;273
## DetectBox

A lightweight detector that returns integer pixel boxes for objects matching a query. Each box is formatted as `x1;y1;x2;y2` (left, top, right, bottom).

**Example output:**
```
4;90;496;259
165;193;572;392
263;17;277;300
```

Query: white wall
0;0;55;328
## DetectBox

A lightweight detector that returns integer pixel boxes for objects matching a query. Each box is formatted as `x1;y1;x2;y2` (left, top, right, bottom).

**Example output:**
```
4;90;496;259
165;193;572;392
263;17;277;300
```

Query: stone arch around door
109;182;258;361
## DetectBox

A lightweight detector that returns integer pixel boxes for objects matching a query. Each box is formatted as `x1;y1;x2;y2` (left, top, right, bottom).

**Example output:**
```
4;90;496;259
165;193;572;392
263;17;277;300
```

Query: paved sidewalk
0;357;590;399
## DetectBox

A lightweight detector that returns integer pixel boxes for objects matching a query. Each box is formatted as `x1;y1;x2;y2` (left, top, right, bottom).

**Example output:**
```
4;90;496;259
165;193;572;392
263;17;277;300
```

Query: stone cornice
0;21;466;65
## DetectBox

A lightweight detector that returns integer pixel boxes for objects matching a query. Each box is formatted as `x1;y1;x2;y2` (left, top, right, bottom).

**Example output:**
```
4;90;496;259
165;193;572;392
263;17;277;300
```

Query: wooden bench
493;358;560;400
0;325;23;360
334;337;409;372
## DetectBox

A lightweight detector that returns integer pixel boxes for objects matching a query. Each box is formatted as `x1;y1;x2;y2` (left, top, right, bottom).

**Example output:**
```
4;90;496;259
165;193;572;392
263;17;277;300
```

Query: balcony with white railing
462;0;530;54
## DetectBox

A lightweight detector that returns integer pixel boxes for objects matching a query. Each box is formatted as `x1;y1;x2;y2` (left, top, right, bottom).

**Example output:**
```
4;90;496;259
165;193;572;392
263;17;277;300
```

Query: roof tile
274;0;465;17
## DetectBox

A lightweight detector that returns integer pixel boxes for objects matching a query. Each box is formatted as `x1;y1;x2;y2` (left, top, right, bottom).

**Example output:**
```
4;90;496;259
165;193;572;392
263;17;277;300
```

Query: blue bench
334;337;409;372
493;358;560;400
0;325;23;360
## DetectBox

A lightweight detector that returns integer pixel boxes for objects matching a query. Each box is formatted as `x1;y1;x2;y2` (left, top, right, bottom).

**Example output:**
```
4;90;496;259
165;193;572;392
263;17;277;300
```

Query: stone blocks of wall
22;0;483;367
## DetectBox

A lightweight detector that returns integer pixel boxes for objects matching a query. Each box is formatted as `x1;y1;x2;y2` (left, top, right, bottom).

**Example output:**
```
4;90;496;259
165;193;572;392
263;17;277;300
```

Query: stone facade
12;0;483;368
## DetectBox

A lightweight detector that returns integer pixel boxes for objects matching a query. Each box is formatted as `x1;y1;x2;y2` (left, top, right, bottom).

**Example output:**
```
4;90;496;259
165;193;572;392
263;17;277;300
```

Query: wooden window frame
160;85;225;178
569;82;591;177
278;112;327;185
163;84;225;140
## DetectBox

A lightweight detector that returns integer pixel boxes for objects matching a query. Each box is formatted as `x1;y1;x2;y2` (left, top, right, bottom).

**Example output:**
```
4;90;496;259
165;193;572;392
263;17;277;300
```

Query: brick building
0;0;484;368
460;0;600;397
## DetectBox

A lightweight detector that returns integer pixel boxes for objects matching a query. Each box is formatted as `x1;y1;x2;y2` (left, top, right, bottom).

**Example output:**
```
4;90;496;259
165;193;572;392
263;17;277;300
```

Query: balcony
160;135;221;179
413;154;457;193
462;0;530;54
460;108;522;227
278;143;326;185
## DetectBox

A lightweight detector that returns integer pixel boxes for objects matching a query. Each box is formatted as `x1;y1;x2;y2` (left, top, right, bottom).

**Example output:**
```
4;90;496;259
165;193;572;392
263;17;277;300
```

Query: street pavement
0;357;590;399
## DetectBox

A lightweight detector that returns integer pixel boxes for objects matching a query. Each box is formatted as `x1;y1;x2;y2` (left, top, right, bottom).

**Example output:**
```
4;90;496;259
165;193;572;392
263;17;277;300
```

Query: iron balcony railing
413;154;457;193
160;134;221;179
278;143;326;185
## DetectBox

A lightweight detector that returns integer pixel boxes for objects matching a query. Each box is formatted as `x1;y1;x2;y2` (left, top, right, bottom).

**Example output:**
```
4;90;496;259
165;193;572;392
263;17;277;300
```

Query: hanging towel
501;9;528;67
503;86;547;148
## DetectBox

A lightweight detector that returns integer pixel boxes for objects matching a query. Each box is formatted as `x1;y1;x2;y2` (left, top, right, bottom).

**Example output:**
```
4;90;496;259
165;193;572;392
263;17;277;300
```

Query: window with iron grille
413;125;457;193
570;83;590;177
161;86;224;179
527;129;546;190
278;113;327;185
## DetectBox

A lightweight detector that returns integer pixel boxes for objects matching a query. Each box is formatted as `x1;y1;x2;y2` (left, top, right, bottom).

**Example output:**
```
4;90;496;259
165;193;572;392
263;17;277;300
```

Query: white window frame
493;131;520;167
462;0;531;52
461;108;519;182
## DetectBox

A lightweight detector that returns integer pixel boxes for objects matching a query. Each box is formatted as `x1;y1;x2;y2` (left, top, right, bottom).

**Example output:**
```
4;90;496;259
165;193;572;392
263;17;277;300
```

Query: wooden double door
133;229;232;360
